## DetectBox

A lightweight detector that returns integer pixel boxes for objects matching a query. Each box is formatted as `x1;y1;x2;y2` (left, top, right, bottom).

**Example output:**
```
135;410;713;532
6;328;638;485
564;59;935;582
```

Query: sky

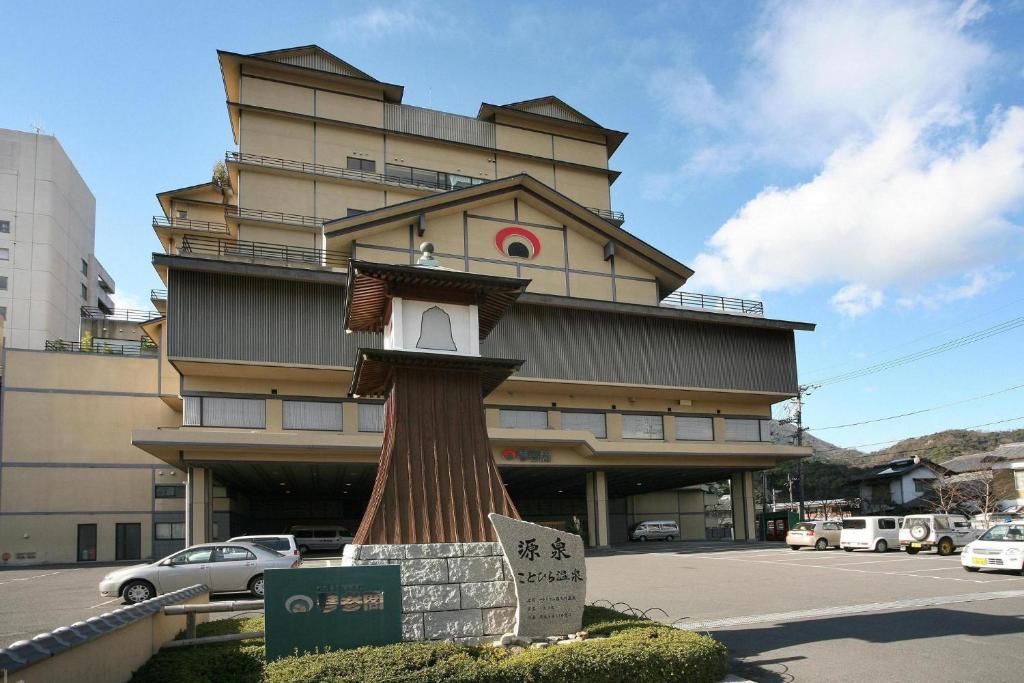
3;0;1023;454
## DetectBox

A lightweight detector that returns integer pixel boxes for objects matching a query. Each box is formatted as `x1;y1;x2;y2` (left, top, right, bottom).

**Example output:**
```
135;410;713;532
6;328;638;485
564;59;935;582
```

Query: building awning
349;348;523;398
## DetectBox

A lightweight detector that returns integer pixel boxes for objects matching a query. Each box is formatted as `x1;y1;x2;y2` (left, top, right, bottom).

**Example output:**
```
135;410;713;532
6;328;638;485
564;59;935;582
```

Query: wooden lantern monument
345;244;529;544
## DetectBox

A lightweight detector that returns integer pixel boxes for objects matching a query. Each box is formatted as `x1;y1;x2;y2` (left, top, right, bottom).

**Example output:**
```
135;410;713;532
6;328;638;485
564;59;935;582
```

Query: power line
802;294;1024;377
807;381;1024;431
808;315;1024;387
810;414;1024;457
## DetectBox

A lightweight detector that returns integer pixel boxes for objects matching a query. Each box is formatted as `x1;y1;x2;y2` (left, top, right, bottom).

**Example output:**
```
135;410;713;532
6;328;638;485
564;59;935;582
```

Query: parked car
840;516;902;553
229;534;299;557
899;514;980;555
786;521;842;550
630;520;679;541
288;526;353;554
99;542;298;604
961;523;1024;575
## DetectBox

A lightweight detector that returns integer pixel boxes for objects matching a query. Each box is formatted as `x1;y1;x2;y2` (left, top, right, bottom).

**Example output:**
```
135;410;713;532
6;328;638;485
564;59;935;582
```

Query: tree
212;160;231;191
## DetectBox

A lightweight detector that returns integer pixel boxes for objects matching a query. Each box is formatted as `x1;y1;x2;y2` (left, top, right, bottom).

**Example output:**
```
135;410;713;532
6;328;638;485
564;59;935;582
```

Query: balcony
152;216;230;235
150;289;168;313
227;152;625;224
178;235;350;269
44;340;159;357
661;291;764;316
80;306;162;322
226;206;324;229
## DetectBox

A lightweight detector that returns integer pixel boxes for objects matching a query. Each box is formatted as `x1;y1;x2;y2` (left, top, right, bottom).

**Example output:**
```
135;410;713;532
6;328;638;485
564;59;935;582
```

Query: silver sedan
98;542;299;604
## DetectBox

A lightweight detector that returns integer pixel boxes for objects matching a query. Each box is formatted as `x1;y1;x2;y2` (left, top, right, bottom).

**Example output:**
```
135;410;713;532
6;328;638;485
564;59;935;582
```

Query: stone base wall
341;542;516;643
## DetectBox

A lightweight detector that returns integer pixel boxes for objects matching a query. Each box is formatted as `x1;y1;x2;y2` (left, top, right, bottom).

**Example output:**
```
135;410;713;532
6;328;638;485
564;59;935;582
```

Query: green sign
264;565;402;660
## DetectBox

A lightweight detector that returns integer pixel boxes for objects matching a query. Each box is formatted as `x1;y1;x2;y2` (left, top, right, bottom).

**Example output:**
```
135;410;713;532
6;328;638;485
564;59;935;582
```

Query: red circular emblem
495;226;541;259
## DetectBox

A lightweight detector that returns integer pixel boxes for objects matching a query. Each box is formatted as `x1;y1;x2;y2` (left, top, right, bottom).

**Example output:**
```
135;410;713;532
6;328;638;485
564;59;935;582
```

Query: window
0;276;7;290
843;519;867;530
0;219;9;233
499;409;548;429
177;209;188;219
507;242;530;258
155;485;185;499
676;416;714;441
878;518;897;530
346;157;376;173
215;546;256;562
170;547;212;564
182;396;266;428
346;208;366;217
622;414;664;440
1013;470;1024;492
561;411;606;438
155;522;186;541
0;306;7;318
913;478;931;493
81;259;89;276
724;418;772;442
284;401;343;431
81;283;88;300
358;403;385;432
0;248;9;261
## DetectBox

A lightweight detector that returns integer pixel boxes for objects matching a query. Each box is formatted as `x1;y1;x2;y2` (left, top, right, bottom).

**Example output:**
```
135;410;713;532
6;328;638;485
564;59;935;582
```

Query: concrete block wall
342;542;516;643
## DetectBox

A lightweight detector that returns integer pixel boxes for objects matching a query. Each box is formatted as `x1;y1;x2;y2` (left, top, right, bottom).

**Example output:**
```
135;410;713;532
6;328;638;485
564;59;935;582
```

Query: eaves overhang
152;253;348;286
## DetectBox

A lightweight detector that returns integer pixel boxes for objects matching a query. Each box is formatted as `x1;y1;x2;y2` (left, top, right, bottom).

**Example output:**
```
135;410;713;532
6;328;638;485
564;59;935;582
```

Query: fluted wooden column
354;364;519;544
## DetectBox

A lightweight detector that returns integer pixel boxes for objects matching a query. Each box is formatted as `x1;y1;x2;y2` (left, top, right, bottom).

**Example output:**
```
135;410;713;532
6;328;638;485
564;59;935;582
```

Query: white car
962;523;1024;575
229;534;300;557
899;514;980;555
99;542;298;604
840;516;902;553
289;526;353;554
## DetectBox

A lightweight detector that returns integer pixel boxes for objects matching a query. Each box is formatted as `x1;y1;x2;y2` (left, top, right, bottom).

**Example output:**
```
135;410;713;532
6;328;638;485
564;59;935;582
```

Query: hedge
130;607;728;683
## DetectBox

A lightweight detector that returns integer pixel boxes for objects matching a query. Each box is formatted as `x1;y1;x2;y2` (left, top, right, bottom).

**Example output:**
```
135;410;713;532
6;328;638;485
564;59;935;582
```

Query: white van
630;520;679;542
288;526;353;554
840;516;901;553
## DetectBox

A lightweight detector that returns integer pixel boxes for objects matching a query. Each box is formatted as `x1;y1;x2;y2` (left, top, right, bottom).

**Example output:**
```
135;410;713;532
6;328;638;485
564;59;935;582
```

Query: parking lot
3;543;1024;681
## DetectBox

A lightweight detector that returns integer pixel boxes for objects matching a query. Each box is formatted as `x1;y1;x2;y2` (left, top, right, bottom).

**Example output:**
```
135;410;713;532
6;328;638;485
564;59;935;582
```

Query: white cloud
895;269;1012;310
334;3;449;40
689;107;1024;307
830;284;884;318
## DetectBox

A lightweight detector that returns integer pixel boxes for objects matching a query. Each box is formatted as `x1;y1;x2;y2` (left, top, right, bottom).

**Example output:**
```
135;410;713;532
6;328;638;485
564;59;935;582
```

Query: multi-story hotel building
0;46;813;564
0;128;116;349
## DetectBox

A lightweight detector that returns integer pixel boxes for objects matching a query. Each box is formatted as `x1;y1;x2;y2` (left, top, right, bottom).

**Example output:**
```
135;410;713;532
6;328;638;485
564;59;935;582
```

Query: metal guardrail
150;289;167;302
588;207;625;223
227;151;458;193
162;599;265;648
152;216;230;234
80;306;161;322
228;206;324;229
179;235;350;268
45;340;159;356
661;291;764;316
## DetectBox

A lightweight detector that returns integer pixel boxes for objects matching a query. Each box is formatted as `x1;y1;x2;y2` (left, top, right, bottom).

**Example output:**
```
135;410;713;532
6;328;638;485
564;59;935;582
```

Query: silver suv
899;514;980;555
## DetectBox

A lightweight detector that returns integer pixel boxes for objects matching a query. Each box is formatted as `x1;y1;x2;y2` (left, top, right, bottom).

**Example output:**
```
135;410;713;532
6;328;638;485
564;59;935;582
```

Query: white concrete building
0;129;114;348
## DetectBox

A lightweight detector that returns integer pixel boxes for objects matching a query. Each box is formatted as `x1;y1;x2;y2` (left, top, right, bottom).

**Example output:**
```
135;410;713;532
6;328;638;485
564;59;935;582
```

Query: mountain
772;422;1024;469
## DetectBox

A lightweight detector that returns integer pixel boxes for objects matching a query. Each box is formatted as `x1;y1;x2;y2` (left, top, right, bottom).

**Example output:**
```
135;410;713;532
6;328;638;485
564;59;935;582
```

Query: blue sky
3;1;1023;454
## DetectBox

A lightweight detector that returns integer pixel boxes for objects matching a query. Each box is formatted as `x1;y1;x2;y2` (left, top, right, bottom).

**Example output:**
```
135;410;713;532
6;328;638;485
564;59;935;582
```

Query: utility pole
795;388;806;521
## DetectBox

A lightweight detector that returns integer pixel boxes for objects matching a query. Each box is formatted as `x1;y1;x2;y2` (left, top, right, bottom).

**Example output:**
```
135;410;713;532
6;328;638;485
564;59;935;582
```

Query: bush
130;607;728;683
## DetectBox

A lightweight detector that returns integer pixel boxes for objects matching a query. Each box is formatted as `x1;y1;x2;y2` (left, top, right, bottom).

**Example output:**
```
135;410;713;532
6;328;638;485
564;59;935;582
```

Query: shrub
130;607;728;683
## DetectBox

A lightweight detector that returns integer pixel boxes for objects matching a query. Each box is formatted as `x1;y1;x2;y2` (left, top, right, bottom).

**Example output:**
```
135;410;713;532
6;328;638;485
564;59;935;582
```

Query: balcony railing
178;235;350;269
227;206;324;229
588;207;625;224
150;289;167;302
227;151;463;193
80;306;162;322
152;216;230;234
45;340;159;357
661;291;764;316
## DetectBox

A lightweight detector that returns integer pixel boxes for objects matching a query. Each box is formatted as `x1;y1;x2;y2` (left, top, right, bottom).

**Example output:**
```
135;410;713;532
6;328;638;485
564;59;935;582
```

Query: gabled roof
945;443;1024;472
248;45;377;81
155;181;225;218
323;173;694;291
851;458;950;483
502;96;601;127
477;99;628;157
